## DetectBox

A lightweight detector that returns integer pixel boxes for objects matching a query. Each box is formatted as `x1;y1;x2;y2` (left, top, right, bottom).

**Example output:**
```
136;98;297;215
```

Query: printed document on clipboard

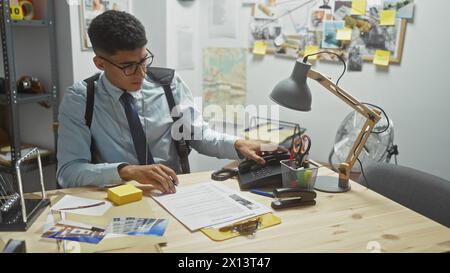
152;182;271;231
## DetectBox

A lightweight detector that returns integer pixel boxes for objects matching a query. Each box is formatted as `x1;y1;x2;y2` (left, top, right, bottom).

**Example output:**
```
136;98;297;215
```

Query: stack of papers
152;182;272;231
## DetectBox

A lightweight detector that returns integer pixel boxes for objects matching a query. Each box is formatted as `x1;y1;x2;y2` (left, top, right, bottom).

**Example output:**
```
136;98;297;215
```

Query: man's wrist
234;139;245;159
117;163;131;181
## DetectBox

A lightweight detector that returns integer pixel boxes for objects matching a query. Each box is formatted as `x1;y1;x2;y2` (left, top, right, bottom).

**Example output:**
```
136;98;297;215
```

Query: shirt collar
99;73;143;102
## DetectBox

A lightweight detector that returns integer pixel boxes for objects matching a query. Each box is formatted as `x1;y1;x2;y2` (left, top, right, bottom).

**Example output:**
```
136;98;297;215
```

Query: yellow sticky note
107;184;143;206
253;40;268;56
379;10;396;26
351;0;366;16
373;50;391;66
304;45;319;60
10;4;24;20
336;28;352;41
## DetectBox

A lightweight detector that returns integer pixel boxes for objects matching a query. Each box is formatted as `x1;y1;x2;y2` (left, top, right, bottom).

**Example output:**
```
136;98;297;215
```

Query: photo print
348;45;363;71
322;20;345;49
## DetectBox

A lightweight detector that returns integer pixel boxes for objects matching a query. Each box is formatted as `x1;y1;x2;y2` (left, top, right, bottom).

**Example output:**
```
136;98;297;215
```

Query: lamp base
314;176;351;193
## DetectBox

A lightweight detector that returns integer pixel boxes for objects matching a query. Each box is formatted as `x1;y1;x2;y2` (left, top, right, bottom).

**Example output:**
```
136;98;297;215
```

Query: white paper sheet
51;195;112;217
208;0;238;39
152;182;271;231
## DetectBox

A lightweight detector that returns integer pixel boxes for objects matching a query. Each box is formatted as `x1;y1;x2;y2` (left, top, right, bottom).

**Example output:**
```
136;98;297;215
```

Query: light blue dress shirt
57;72;240;188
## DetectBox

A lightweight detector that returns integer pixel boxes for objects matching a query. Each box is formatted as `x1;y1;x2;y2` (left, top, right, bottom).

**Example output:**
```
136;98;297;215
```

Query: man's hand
118;164;179;194
234;139;288;165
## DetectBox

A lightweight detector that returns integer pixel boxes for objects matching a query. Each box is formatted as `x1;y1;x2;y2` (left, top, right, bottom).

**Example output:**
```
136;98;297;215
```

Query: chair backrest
358;163;450;228
2;240;27;253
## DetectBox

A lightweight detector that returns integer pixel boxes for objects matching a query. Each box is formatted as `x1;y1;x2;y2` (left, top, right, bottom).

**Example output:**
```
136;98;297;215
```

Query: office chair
358;163;450;228
2;240;27;253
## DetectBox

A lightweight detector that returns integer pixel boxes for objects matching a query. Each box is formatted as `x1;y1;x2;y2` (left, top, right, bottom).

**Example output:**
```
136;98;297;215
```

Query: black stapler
271;188;317;210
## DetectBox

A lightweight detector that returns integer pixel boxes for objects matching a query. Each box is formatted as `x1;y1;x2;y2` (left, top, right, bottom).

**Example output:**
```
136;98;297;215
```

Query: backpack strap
83;73;100;163
147;67;191;174
84;73;101;128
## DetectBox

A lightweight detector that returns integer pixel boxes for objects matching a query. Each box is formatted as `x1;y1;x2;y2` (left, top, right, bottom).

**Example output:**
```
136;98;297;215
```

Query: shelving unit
0;0;59;190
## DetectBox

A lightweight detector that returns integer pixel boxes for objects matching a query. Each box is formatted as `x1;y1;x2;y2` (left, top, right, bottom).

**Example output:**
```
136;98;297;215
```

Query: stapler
271;188;317;210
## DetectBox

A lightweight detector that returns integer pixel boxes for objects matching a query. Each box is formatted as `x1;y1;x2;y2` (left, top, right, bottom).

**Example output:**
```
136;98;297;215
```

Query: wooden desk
1;168;450;253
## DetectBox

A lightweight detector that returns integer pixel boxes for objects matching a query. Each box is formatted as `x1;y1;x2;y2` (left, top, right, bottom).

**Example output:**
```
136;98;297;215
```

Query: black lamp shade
270;60;312;112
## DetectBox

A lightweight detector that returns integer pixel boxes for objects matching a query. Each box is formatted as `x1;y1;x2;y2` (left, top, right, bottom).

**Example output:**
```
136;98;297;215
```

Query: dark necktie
120;92;155;165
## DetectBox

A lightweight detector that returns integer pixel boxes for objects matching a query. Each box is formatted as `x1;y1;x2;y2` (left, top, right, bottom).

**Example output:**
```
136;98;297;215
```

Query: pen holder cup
280;160;319;190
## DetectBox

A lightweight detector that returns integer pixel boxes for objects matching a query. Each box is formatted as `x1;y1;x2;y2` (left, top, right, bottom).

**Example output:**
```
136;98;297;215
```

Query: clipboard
201;213;281;241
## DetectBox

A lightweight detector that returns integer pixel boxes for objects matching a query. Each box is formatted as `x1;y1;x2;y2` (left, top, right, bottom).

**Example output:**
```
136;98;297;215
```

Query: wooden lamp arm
307;69;382;183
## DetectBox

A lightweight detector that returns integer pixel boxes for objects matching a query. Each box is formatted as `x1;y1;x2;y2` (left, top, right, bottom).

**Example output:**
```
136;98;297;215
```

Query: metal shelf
0;0;59;187
0;93;52;105
10;20;48;27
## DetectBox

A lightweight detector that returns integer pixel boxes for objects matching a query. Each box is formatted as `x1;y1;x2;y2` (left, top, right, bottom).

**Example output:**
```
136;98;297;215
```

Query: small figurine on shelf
17;76;51;108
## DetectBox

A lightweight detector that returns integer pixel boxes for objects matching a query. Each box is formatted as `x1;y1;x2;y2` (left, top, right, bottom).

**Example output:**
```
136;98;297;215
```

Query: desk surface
2;168;450;253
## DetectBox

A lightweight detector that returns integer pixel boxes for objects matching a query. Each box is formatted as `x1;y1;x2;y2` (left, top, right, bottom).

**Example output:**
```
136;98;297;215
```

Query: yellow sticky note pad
253;40;268;56
108;184;143;206
351;0;366;16
304;45;319;60
373;50;391;66
380;10;396;26
336;28;352;41
10;4;24;20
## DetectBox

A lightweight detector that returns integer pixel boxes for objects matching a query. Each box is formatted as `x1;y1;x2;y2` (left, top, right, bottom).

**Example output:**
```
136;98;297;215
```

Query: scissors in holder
295;134;311;168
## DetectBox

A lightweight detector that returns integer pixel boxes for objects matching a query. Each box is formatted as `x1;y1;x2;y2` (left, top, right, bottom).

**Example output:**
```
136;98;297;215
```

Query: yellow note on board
336;28;352;41
304;45;319;60
10;4;24;20
373;50;391;66
379;10;396;26
253;40;268;56
351;0;366;15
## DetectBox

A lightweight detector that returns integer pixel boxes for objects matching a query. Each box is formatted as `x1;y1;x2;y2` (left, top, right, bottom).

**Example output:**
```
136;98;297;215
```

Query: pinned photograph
308;10;331;31
249;19;283;49
334;0;352;20
348;45;363;71
319;49;347;63
275;36;302;59
321;20;345;49
366;0;384;18
384;0;415;19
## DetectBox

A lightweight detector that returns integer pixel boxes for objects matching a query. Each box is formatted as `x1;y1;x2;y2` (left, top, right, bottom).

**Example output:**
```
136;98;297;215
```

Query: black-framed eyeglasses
98;49;154;76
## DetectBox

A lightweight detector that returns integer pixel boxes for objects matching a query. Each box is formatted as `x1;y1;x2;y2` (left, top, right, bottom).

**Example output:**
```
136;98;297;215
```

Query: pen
249;189;274;198
57;201;106;211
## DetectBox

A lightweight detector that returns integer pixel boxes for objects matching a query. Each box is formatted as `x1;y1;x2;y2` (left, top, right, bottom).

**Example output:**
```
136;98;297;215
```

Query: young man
57;11;281;192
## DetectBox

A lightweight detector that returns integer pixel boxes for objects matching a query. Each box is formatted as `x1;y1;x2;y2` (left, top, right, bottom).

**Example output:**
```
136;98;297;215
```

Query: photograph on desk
108;217;168;237
42;220;107;245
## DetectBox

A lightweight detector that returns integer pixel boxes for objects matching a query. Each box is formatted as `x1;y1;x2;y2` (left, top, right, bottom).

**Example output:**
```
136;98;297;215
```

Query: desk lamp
270;52;381;193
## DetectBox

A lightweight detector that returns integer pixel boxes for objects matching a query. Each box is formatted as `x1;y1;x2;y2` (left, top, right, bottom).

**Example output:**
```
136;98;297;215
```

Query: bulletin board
248;0;413;68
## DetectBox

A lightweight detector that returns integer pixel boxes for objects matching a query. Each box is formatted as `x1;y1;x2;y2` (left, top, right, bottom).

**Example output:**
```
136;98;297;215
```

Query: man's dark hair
88;10;147;55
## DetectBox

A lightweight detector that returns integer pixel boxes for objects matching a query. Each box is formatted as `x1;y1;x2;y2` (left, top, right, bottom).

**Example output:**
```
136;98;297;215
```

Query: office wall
168;0;450;180
54;0;450;180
